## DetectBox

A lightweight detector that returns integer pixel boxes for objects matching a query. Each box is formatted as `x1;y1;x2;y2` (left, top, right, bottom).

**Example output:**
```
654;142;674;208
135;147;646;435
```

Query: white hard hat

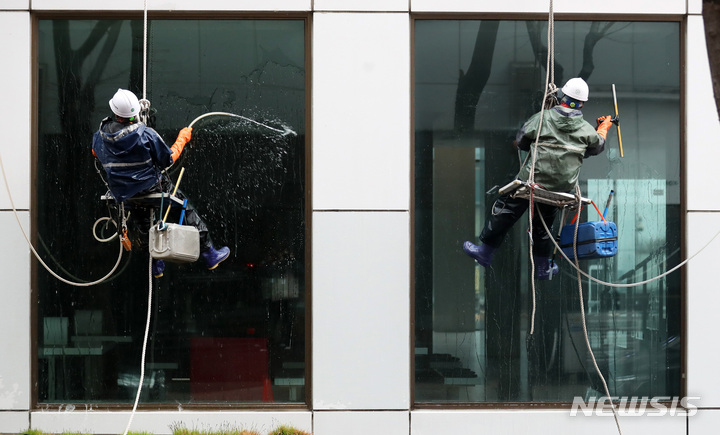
109;88;141;118
561;78;589;102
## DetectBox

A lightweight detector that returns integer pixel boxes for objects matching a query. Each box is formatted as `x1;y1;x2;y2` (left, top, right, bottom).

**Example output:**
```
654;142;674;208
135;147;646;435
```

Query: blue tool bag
560;221;618;260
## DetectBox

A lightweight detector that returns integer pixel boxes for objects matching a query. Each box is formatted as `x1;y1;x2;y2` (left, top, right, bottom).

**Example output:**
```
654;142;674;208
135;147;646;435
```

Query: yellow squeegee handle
163;167;185;224
612;84;624;158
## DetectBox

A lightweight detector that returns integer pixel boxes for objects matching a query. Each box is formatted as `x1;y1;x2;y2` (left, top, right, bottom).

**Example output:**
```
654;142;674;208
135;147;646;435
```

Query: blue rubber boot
462;241;496;267
152;259;165;278
534;256;559;280
201;246;230;270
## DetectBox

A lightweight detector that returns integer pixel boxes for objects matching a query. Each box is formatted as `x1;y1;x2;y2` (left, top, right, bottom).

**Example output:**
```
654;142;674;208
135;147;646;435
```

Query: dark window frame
409;12;687;409
30;11;313;411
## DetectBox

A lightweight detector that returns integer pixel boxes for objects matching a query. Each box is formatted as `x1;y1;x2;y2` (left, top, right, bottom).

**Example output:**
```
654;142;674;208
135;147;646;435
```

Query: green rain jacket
515;105;605;192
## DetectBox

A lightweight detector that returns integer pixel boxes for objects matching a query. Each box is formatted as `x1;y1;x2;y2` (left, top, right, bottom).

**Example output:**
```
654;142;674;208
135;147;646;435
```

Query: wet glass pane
414;20;680;403
37;19;306;404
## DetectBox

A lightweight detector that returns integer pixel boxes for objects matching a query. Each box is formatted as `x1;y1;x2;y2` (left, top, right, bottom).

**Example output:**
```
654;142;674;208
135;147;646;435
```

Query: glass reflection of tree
40;20;132;402
454;21;499;132
454;21;614;132
53;20;122;135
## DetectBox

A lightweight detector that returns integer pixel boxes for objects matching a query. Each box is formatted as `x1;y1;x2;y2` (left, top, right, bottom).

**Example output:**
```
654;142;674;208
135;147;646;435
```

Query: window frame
409;12;687;409
30;10;314;411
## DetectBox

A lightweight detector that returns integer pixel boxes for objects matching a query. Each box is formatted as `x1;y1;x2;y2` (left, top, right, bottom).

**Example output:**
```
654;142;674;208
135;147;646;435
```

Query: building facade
0;0;718;434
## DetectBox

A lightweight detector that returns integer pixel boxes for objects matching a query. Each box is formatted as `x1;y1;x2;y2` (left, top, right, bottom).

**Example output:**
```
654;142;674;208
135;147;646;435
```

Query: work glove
170;127;192;162
596;115;613;140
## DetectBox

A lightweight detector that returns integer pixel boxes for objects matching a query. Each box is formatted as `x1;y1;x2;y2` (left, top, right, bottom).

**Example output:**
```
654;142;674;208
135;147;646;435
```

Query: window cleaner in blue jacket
463;78;613;279
92;88;230;278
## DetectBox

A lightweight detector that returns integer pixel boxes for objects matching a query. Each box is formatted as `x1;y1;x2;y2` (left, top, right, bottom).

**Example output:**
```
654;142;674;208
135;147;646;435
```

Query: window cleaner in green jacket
463;78;614;279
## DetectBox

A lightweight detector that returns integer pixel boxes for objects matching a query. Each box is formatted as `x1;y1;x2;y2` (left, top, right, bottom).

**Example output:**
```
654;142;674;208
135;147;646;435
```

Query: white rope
122;254;153;435
569;187;622;435
139;0;151;124
533;180;718;433
2;2;154;430
537;199;720;288
93;216;119;243
142;0;148;102
527;0;556;336
123;2;153;434
0;151;125;287
525;2;622;433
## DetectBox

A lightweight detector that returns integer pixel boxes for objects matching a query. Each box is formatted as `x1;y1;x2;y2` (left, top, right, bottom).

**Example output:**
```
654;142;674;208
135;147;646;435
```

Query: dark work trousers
136;176;214;253
479;194;559;258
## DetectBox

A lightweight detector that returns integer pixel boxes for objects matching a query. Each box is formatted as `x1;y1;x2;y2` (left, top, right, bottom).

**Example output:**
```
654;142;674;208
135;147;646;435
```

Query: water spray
188;112;297;137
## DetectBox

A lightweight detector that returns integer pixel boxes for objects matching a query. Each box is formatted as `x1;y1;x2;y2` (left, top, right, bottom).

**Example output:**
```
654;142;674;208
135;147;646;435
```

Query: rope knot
543;83;559;109
138;99;151;124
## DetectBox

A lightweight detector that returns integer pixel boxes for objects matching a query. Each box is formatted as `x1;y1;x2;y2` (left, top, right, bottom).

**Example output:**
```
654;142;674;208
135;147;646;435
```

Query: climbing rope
120;12;298;434
121;253;153;435
142;0;148;102
123;1;153;434
525;1;623;433
568;186;622;435
532;178;719;433
0;152;125;287
537;198;720;288
138;0;151;125
527;0;558;336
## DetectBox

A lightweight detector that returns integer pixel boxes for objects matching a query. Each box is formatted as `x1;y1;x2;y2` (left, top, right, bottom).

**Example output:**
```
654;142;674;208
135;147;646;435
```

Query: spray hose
188;111;297;137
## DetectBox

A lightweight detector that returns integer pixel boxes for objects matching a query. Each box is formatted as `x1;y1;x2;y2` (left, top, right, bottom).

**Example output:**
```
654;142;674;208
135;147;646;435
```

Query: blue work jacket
92;117;173;202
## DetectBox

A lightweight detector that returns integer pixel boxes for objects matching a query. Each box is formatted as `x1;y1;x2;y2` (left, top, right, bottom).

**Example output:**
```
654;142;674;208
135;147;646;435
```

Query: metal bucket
149;223;200;262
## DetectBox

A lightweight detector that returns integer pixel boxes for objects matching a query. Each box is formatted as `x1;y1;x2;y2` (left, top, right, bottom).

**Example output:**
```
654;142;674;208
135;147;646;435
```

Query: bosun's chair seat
100;192;185;208
498;180;591;210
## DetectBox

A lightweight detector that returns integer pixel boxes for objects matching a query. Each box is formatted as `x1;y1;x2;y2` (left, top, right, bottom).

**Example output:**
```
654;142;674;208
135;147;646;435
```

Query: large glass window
36;19;306;405
414;20;681;403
